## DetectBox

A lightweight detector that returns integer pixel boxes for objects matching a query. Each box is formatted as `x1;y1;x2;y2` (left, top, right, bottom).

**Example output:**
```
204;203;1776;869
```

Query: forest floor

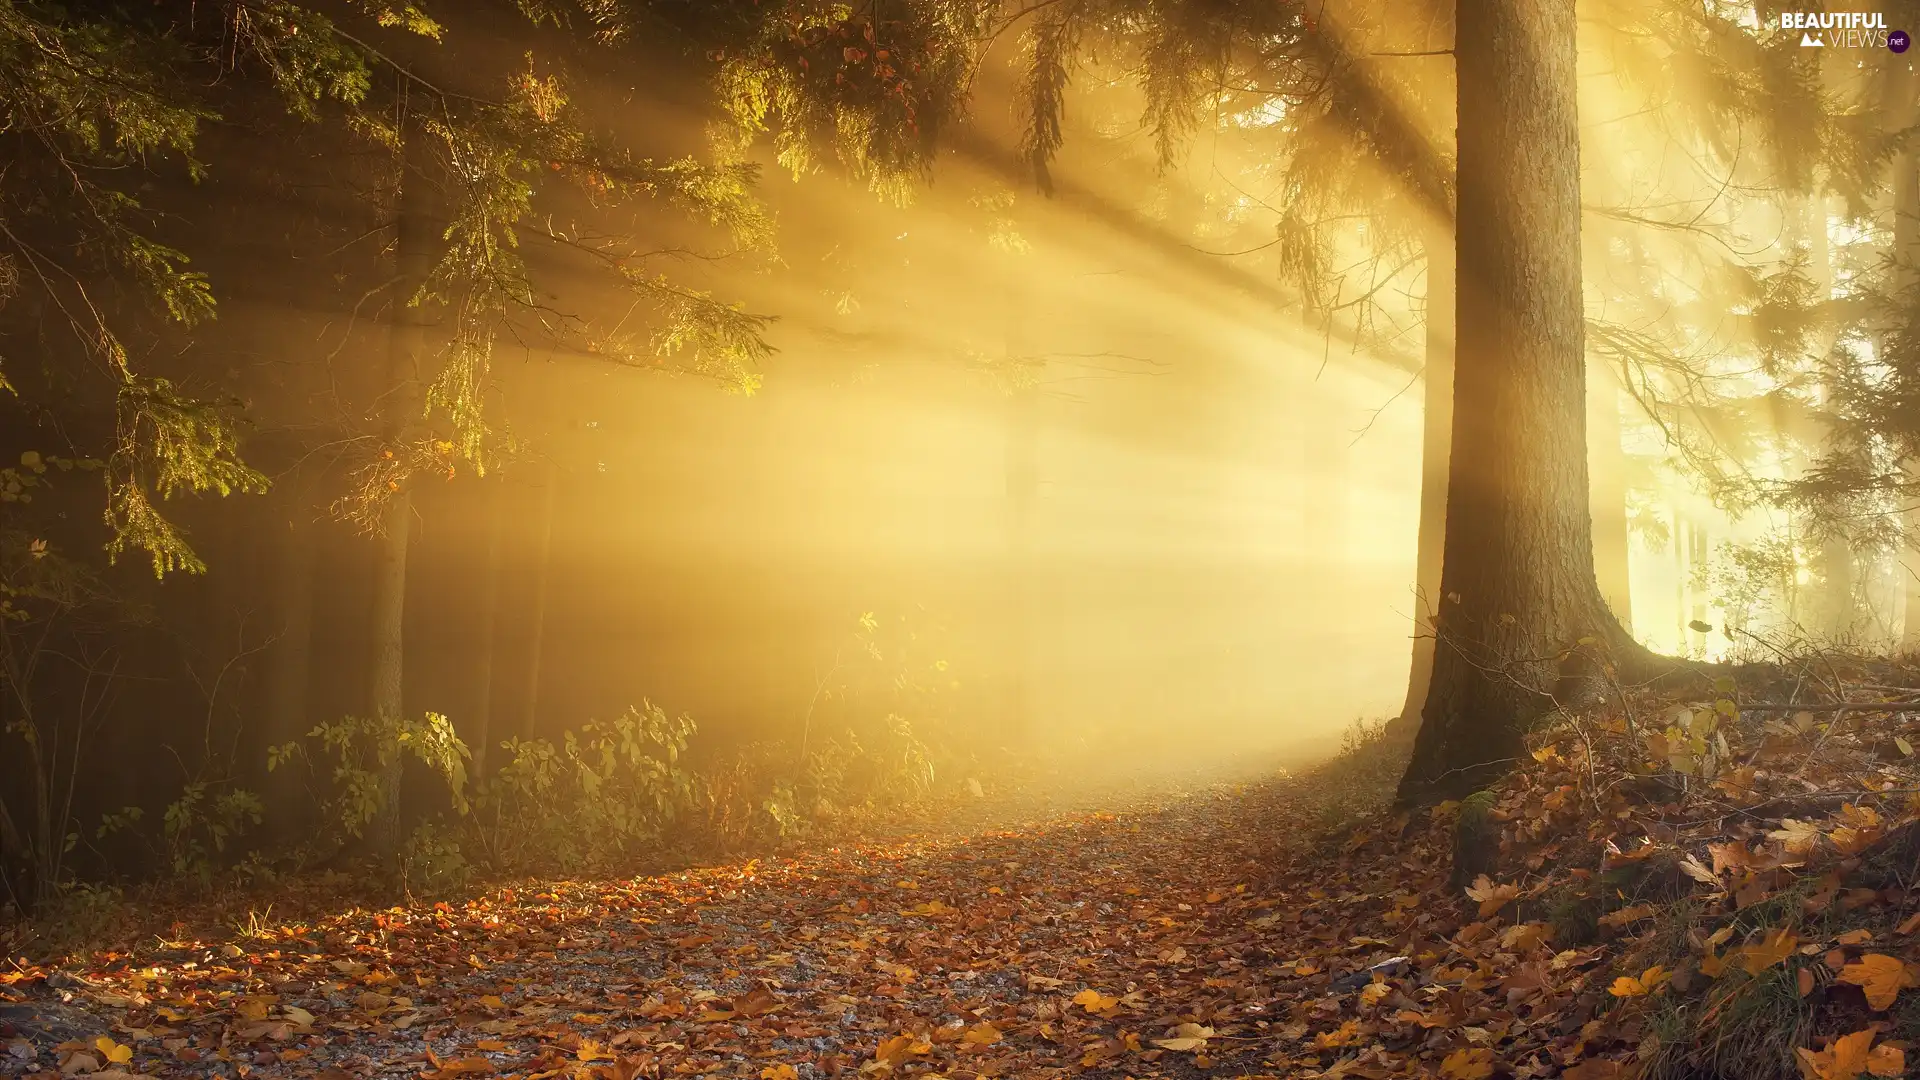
9;659;1920;1080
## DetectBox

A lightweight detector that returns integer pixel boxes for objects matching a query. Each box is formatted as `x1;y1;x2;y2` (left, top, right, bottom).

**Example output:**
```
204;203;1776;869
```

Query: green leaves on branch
270;711;471;842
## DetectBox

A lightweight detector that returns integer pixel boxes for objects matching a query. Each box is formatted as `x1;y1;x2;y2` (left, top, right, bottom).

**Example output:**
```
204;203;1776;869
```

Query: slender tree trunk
520;464;558;741
1396;0;1636;802
265;501;316;831
1395;224;1455;730
468;480;504;778
1003;256;1037;738
370;125;434;859
1588;360;1633;625
1800;193;1857;642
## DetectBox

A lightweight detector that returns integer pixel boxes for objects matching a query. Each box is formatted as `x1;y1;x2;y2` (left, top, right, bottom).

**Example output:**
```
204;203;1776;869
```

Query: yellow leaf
1608;965;1671;997
1314;1020;1363;1048
760;1067;799;1080
1441;1047;1495;1080
1797;1028;1902;1080
1072;989;1119;1013
1738;928;1799;975
1839;954;1920;1010
93;1038;131;1065
962;1023;1002;1047
1769;819;1824;854
1152;1023;1214;1052
873;1034;932;1065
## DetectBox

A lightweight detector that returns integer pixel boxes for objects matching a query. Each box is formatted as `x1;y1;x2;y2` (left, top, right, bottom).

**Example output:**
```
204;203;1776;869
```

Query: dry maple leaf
760;1067;799;1080
1678;853;1720;886
1838;954;1920;1010
1440;1047;1495;1080
1464;874;1521;917
1562;1060;1629;1080
873;1034;932;1066
961;1023;1002;1048
1598;904;1656;929
421;1056;495;1079
1796;1028;1905;1080
1608;965;1671;998
1769;819;1825;854
1314;1020;1364;1048
1737;928;1799;976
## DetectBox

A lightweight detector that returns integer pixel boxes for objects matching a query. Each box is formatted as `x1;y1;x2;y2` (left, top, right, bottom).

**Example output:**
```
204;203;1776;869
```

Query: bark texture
1588;360;1633;624
1396;225;1455;728
370;128;434;857
1894;61;1920;648
1396;0;1630;803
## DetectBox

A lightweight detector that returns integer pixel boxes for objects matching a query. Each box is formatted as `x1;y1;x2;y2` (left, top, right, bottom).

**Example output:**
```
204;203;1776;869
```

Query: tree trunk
520;464;558;742
1588;359;1633;625
370;126;435;859
1894;60;1920;649
468;480;504;778
1396;0;1632;803
1003;268;1038;739
1395;225;1455;729
264;501;316;830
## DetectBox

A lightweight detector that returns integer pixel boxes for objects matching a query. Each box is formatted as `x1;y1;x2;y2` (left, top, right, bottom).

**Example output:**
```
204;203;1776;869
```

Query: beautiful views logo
1776;11;1904;48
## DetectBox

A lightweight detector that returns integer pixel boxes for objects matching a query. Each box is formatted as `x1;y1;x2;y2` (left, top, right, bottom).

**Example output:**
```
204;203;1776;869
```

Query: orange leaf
1797;1028;1905;1080
1738;928;1799;975
421;1056;496;1079
1839;954;1919;1010
1071;989;1119;1013
1609;965;1671;998
1441;1047;1494;1080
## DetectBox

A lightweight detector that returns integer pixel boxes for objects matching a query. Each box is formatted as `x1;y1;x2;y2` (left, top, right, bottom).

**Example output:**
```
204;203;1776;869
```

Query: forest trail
0;761;1410;1080
14;685;1920;1080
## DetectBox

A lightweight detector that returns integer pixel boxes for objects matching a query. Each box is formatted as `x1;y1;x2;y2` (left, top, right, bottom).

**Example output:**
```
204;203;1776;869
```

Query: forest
6;0;1920;1077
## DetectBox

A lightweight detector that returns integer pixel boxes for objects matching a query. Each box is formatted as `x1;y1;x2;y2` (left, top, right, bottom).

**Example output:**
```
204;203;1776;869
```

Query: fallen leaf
1152;1023;1214;1052
1797;1028;1905;1080
1464;875;1521;917
1738;928;1799;975
1071;988;1118;1013
1441;1047;1495;1080
1839;954;1919;1009
1609;965;1671;997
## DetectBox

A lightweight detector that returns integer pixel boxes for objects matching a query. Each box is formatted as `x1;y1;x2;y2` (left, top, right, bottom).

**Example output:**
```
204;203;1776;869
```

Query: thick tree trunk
1894;61;1920;649
1395;225;1455;729
370;130;434;858
520;464;558;741
1396;0;1632;803
468;480;504;778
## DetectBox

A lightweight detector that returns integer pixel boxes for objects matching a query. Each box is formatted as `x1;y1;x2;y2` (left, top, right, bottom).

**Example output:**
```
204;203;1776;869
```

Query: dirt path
3;773;1368;1080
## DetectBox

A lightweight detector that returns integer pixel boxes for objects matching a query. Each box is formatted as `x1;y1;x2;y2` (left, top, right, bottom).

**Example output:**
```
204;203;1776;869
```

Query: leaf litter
11;663;1920;1078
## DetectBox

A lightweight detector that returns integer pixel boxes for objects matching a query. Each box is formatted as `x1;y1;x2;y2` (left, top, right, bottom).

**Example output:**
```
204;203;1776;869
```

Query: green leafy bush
469;701;698;873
